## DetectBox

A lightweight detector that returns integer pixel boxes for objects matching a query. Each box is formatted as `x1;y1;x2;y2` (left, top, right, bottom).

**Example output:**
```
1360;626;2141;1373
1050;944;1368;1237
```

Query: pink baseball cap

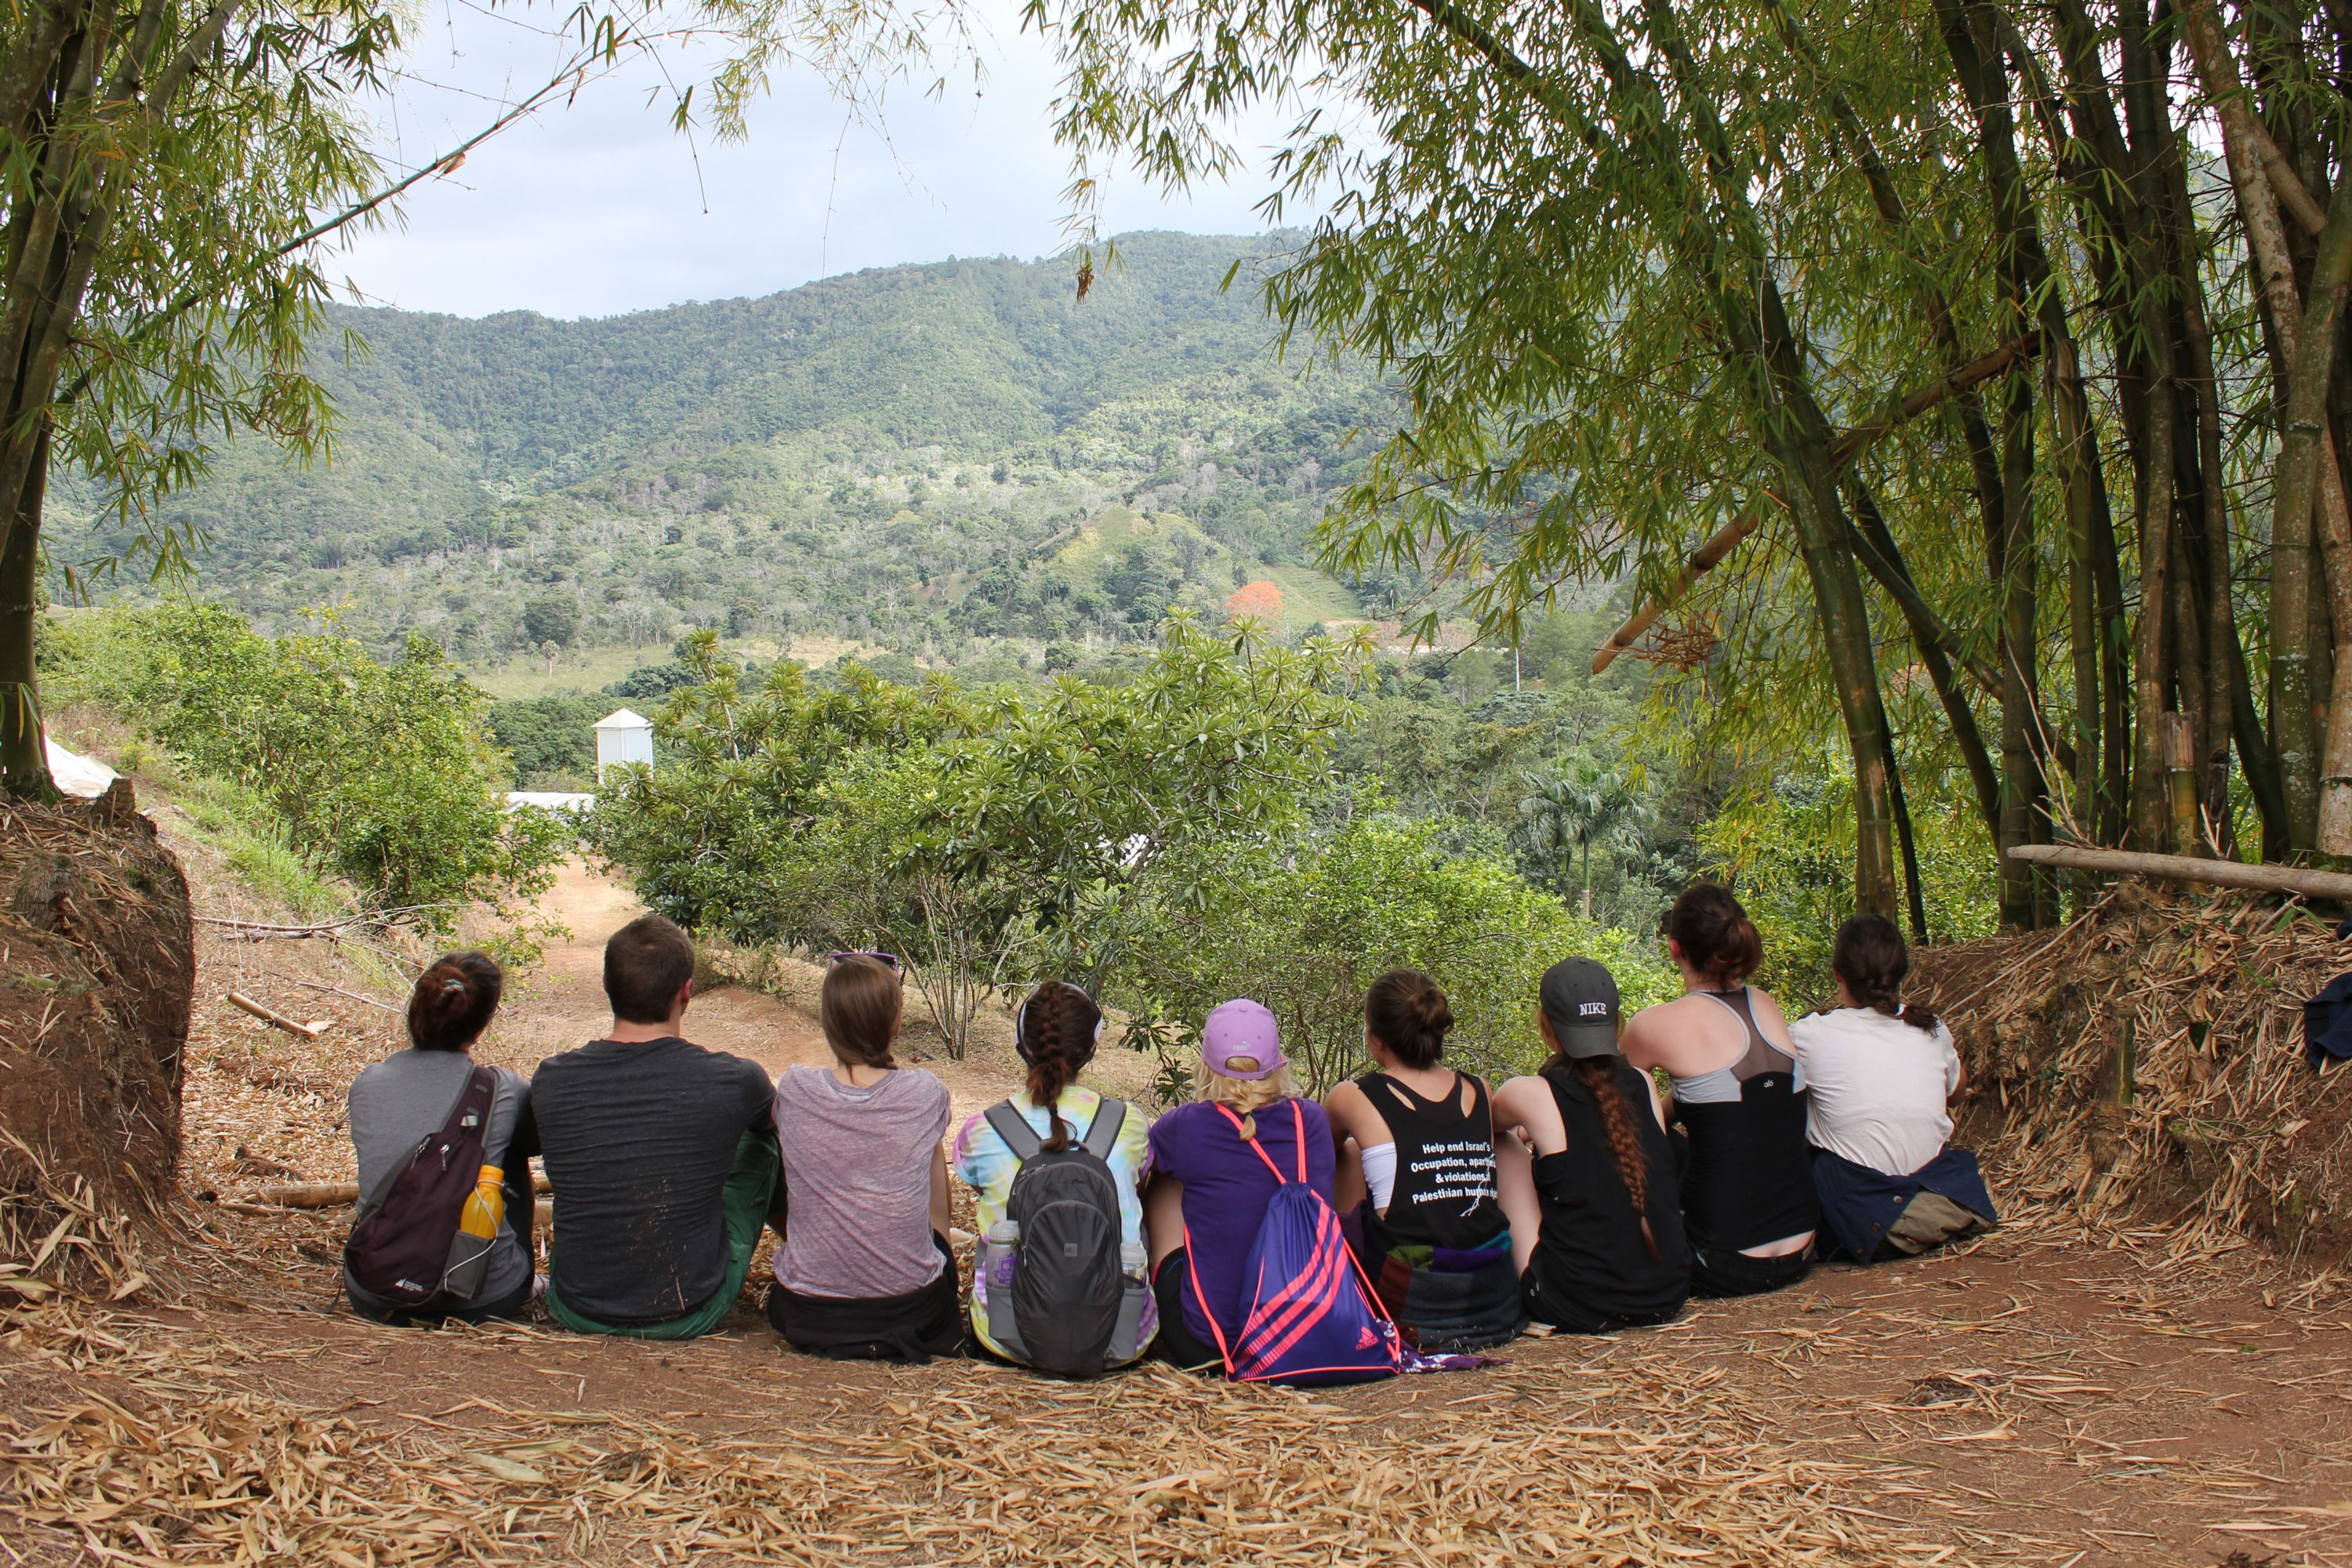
1201;999;1285;1080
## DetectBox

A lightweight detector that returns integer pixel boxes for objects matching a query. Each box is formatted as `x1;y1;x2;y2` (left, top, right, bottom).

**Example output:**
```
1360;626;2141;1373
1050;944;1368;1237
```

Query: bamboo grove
1040;0;2352;929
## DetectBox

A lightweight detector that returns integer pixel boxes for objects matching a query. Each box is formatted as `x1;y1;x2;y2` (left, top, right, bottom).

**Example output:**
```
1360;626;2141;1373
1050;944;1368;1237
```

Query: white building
593;708;655;782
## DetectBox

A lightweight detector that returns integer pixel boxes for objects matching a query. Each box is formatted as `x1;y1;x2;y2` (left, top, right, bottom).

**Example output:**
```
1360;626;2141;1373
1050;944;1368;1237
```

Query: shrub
1102;811;1677;1096
50;603;564;929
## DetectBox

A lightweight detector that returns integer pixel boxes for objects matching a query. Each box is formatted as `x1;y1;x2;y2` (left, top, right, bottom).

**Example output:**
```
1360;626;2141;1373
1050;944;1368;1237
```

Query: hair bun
408;953;502;1052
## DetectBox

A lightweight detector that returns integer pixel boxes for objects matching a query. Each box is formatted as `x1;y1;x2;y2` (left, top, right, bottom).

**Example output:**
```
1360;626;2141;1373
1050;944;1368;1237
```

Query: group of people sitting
341;884;1997;1378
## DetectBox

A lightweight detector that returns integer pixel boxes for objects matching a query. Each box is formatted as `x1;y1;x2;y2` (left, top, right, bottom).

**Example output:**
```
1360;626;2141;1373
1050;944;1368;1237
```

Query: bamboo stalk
226;992;328;1039
1592;335;2041;672
223;1173;554;1210
2006;842;2352;898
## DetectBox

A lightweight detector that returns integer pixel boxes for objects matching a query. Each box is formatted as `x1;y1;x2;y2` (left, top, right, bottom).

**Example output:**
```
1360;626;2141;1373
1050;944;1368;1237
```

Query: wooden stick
2006;842;2352;899
288;978;401;1015
226;992;329;1039
1592;334;2041;673
228;1173;555;1210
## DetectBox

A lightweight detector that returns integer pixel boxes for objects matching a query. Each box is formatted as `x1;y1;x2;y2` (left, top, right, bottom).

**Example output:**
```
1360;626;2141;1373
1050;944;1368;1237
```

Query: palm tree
1515;757;1654;919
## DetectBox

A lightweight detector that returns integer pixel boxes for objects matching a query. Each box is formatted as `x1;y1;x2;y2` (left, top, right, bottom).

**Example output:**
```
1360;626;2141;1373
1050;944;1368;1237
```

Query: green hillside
50;231;1390;671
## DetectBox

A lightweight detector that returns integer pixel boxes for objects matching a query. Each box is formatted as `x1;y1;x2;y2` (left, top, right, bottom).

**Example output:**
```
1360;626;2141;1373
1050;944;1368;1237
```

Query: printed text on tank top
1671;986;1806;1102
1360;1071;1501;1231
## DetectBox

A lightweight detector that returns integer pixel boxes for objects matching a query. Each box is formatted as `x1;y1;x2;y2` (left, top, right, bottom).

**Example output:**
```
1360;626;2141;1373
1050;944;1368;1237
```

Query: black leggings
766;1232;964;1363
1150;1250;1223;1373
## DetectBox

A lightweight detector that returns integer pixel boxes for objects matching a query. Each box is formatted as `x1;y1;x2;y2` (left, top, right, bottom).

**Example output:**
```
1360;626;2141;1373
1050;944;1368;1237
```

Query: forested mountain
52;231;1397;664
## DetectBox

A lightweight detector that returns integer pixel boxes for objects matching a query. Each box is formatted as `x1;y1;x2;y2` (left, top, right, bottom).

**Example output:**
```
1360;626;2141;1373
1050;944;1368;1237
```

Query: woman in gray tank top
1619;885;1817;1298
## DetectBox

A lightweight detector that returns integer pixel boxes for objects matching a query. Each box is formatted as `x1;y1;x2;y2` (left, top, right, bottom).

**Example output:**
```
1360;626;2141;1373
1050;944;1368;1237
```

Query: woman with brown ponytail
1491;958;1691;1334
955;980;1156;1371
1324;969;1523;1351
767;953;960;1360
1620;884;1817;1298
1790;915;1997;1262
345;952;537;1324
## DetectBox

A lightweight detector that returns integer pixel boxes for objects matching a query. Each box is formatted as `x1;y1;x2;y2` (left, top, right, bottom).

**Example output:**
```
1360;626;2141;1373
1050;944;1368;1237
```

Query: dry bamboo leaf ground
9;834;2352;1565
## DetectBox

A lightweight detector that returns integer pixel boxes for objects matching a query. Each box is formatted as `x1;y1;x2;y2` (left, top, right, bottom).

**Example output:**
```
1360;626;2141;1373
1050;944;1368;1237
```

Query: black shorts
1150;1250;1224;1373
1689;1242;1813;1299
766;1232;964;1363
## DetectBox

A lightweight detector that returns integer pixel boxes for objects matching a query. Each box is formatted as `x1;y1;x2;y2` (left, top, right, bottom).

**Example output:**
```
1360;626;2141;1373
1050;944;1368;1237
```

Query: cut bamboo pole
226;992;330;1038
2007;842;2352;899
227;1173;555;1210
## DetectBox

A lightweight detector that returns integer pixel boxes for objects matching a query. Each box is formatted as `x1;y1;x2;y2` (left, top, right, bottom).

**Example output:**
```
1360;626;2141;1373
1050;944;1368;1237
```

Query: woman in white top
1789;915;1994;1261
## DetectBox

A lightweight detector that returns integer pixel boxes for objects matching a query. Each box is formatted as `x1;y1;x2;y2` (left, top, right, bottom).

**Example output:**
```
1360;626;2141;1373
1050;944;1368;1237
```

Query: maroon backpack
344;1067;497;1306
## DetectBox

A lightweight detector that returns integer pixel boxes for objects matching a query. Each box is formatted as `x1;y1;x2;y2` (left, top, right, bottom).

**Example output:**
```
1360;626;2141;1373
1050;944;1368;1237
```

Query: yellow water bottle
457;1163;506;1242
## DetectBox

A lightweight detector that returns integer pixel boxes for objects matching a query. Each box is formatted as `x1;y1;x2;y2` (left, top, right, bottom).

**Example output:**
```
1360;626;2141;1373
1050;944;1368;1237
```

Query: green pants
546;1129;781;1340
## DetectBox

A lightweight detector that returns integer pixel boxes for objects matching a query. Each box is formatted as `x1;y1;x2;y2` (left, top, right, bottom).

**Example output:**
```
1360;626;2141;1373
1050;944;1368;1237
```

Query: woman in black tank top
1324;971;1522;1351
1494;957;1690;1334
1620;885;1817;1299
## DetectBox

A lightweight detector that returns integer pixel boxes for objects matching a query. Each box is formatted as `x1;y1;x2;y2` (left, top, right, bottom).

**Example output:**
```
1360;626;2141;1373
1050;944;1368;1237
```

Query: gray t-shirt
772;1065;949;1300
346;1050;532;1311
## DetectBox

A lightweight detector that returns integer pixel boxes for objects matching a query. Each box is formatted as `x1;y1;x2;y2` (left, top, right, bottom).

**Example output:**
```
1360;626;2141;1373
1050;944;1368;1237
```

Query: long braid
1571;1056;1661;1262
1018;982;1102;1152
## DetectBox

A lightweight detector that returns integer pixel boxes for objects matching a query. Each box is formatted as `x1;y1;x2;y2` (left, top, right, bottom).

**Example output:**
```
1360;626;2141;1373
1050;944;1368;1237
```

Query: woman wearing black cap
1620;884;1817;1297
1492;957;1691;1333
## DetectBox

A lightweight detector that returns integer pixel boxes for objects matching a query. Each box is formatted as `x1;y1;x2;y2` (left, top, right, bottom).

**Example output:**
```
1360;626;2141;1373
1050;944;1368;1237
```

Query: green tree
52;602;564;926
523;595;579;653
590;615;1370;1055
1514;757;1654;919
3;0;971;797
1033;0;2352;919
1104;811;1678;1096
1;0;390;794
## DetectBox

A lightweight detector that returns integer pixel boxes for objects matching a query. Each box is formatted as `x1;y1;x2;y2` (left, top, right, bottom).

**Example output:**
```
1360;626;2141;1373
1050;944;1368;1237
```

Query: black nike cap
1539;957;1622;1058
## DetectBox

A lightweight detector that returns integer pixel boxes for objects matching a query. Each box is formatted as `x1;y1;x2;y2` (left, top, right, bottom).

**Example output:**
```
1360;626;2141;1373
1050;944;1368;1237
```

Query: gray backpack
977;1098;1147;1376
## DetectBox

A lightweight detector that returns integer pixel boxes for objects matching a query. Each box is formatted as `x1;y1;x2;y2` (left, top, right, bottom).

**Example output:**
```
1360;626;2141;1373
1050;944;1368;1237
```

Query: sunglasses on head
828;949;902;972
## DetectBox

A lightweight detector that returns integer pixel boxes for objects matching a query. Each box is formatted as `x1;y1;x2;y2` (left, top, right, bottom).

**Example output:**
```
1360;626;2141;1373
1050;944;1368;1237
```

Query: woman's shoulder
900;1065;949;1097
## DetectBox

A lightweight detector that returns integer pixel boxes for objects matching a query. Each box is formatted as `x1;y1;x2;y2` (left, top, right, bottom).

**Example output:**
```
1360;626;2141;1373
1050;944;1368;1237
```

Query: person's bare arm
1748;987;1799;1052
1640;1068;1669;1133
1619;1005;1668;1072
1492;1075;1566;1156
1144;1172;1185;1271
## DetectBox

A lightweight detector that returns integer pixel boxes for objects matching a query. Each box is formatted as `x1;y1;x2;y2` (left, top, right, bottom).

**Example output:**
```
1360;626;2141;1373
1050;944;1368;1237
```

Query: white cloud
329;0;1300;318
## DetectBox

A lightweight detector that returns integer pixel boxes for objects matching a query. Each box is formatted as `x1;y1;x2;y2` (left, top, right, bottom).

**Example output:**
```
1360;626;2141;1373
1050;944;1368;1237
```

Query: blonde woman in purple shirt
1143;1000;1338;1371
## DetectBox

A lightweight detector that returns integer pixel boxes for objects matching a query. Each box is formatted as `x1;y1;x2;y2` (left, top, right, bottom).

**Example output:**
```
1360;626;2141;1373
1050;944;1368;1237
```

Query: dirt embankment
1915;884;2352;1266
0;785;192;1232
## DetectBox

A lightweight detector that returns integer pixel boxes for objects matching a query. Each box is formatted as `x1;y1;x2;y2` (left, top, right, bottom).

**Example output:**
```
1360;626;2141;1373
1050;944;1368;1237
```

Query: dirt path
13;828;2351;1566
515;856;834;1073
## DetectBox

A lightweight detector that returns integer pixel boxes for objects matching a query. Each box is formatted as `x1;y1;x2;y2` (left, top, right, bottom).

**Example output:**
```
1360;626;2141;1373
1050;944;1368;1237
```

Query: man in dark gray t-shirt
535;913;781;1337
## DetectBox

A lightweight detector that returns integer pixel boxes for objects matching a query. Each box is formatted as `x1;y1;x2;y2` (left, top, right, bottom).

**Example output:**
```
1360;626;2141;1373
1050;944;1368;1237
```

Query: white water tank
593;708;655;781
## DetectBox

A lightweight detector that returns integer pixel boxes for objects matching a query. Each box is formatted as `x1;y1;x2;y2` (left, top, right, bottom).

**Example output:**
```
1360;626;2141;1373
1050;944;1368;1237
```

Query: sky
330;0;1298;320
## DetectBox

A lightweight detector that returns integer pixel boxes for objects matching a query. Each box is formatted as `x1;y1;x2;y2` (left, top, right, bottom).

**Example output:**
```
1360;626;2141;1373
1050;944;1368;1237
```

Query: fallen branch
1592;333;2042;673
2006;842;2352;901
196;905;452;941
226;992;330;1039
219;1174;554;1210
286;978;401;1015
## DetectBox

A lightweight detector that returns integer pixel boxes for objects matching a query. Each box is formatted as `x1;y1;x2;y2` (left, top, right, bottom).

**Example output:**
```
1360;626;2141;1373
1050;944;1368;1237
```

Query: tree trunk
0;419;53;797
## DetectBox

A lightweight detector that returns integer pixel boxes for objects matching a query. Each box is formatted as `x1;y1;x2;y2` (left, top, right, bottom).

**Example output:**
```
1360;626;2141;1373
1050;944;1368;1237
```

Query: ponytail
1016;981;1104;1152
408;952;502;1052
1668;883;1762;989
1568;1056;1661;1263
1831;913;1940;1034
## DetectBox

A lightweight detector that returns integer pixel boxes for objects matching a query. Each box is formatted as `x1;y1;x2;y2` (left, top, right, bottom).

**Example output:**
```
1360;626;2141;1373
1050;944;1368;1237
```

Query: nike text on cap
1539;956;1622;1059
